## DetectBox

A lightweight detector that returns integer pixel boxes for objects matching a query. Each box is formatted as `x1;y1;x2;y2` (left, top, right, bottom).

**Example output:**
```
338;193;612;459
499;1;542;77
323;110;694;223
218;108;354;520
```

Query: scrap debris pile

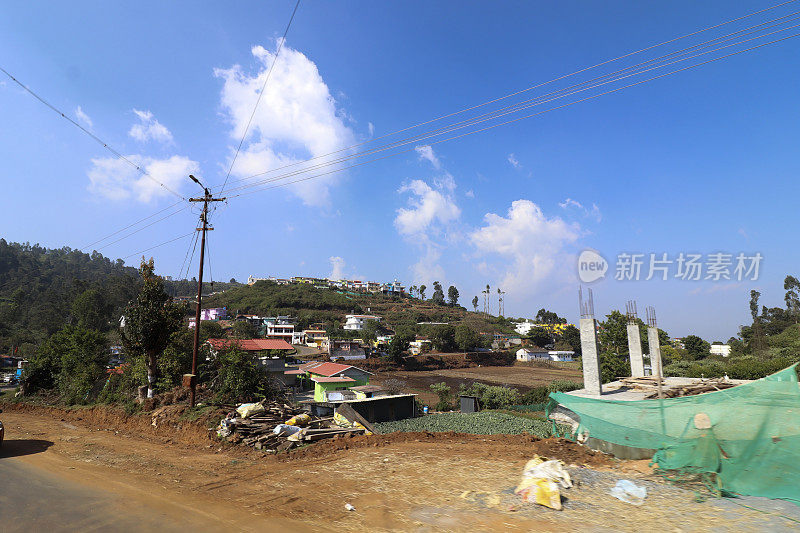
619;376;737;398
215;401;371;452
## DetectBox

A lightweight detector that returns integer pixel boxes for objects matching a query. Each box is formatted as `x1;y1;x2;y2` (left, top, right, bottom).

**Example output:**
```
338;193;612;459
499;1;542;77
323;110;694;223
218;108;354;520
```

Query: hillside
203;280;516;334
0;239;140;353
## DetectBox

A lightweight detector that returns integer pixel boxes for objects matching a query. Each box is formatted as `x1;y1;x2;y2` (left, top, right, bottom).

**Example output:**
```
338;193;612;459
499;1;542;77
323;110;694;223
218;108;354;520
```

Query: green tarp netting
549;364;800;502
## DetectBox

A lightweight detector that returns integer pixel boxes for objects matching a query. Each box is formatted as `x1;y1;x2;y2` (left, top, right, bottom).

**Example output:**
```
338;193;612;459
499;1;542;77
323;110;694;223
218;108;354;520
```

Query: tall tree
472;295;479;312
447;285;459;306
784;275;800;323
120;259;184;399
683;334;711;360
419;284;427;300
749;289;764;354
431;281;445;304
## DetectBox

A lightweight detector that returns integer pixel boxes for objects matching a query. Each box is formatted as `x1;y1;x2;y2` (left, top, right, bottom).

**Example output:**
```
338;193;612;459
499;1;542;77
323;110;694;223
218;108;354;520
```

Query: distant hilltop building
246;274;405;295
515;320;573;336
710;344;731;357
343;314;382;331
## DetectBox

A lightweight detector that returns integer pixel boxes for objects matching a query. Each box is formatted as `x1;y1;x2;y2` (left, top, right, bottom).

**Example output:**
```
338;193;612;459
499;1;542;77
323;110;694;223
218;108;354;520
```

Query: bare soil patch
2;402;796;531
371;364;582;404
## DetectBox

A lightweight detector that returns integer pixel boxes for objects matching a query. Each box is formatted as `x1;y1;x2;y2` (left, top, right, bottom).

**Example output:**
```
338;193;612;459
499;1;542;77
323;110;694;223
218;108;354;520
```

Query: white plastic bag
610;479;647;505
522;458;573;489
236;402;265;419
273;423;302;437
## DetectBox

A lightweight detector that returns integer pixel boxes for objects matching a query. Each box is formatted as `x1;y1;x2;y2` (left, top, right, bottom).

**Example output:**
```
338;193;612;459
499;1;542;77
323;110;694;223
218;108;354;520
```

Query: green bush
460;382;521;409
202;347;284;403
430;382;454;411
25;325;109;404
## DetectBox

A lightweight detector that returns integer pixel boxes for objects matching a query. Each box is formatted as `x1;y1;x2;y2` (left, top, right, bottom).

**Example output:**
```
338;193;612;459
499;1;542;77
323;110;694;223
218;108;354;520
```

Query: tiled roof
284;369;305;375
207;338;293;351
305;362;354;377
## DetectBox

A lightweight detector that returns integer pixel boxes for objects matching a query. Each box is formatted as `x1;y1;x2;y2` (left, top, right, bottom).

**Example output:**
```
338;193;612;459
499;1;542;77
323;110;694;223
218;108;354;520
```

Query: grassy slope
203;281;516;333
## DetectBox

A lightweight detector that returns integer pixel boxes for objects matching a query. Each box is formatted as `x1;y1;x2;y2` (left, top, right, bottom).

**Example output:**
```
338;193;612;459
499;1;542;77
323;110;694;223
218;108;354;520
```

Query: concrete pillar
626;323;645;378
647;326;663;378
579;318;602;396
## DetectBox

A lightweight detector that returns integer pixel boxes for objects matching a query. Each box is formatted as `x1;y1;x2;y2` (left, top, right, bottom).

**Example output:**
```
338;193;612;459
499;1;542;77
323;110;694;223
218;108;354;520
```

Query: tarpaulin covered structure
549;364;800;502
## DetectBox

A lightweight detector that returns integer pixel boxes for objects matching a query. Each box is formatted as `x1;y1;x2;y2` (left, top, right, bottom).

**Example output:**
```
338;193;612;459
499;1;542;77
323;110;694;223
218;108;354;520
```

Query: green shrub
460;382;521;409
202;347;284;403
430;382;454;411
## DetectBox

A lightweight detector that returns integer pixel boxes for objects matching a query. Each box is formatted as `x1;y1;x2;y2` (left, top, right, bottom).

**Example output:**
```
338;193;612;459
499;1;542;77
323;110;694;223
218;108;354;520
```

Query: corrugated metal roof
311;376;356;383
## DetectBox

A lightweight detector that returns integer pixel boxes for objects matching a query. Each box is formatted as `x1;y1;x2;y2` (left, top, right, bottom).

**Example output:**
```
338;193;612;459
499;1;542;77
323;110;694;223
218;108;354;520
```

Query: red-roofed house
206;338;294;374
206;338;293;352
292;361;371;401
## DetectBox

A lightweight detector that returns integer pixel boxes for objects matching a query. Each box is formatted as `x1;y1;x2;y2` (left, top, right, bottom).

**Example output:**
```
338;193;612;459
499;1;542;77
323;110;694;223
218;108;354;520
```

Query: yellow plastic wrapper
514;454;571;510
285;413;312;427
515;478;562;510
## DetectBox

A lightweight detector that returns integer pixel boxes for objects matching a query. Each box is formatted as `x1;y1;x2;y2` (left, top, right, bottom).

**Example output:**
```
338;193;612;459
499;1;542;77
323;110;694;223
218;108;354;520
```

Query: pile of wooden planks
644;378;736;399
620;376;666;390
215;401;368;453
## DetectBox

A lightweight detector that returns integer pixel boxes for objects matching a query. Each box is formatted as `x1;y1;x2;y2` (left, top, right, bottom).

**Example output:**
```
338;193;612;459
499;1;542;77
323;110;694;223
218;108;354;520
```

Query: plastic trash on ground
514;455;572;510
285;413;311;427
236;402;265;419
610;479;647;505
273;423;302;437
216;418;234;438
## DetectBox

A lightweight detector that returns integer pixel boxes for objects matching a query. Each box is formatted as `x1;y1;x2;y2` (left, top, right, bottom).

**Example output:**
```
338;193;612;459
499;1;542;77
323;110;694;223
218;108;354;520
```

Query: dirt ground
2;403;798;532
372;364;582;404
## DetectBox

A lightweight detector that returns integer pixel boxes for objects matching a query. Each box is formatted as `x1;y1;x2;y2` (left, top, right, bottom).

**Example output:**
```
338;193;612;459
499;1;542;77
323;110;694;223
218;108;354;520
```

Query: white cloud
88;155;198;202
329;256;346;280
559;197;602;223
75;106;93;129
395;179;460;236
395;176;462;284
368;122;375;137
465;189;475;198
470;200;580;294
415;145;440;169
507;153;521;168
129;109;174;144
215;42;355;207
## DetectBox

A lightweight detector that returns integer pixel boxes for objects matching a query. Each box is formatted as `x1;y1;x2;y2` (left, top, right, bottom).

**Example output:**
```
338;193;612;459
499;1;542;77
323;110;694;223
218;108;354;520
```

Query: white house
343;314;382;331
264;316;296;344
515;320;535;336
710;344;732;357
409;339;432;355
516;347;549;361
548;350;575;362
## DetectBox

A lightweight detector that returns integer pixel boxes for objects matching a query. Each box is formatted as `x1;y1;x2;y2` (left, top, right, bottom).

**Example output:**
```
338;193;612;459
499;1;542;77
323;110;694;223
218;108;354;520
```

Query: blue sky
2;1;799;341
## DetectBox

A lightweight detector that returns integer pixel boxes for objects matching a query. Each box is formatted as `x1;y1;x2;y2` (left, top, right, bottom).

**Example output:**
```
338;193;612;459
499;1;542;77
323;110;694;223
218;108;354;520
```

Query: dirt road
1;406;798;532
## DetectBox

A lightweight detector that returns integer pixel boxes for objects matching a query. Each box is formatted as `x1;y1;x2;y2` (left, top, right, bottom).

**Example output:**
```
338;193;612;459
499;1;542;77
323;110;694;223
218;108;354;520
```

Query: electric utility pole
187;175;225;407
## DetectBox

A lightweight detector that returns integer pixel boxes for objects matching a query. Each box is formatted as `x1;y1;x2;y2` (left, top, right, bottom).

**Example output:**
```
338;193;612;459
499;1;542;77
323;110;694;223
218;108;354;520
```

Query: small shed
460;395;481;413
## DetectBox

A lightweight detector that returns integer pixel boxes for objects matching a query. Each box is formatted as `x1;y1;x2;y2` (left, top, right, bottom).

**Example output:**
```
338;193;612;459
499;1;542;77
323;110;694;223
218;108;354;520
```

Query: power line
0;66;187;202
122;232;194;260
80;200;185;251
216;0;799;192
225;29;800;200
218;0;301;193
177;229;200;280
92;204;190;253
220;15;800;197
